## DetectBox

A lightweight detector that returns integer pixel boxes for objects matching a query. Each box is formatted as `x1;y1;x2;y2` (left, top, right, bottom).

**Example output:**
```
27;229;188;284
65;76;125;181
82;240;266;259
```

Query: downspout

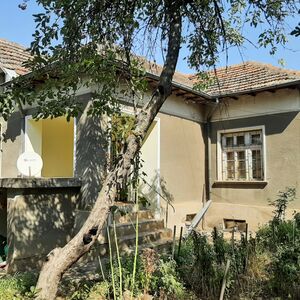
205;98;219;201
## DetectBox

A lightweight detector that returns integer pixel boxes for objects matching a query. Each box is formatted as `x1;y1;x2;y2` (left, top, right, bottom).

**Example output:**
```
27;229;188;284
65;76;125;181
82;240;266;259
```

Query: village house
1;38;300;271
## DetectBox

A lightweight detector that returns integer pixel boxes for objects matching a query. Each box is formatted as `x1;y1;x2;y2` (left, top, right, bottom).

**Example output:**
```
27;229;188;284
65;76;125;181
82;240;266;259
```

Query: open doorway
25;116;75;178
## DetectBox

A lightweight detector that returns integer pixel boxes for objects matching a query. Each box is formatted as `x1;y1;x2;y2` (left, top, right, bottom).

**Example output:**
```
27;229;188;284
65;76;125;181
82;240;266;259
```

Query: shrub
157;259;185;299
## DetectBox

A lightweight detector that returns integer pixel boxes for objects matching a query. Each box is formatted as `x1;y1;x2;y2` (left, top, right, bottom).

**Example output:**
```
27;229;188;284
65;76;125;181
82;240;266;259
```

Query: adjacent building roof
0;38;30;76
191;61;300;97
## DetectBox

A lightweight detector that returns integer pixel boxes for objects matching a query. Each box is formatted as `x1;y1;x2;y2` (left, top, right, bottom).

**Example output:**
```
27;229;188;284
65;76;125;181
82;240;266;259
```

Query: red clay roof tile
190;61;300;96
0;38;31;76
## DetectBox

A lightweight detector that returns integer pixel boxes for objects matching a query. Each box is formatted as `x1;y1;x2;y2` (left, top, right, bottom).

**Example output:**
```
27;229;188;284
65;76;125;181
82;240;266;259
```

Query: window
219;128;265;181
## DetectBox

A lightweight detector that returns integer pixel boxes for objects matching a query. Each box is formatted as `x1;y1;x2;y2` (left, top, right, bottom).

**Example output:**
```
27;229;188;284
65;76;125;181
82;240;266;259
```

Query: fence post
172;225;176;259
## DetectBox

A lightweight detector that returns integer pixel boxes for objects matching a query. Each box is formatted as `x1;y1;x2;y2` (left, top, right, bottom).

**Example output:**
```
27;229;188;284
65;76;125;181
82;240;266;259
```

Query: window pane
252;150;262;179
236;135;245;146
237;151;246;179
226;136;234;147
226;152;235;179
251;133;261;145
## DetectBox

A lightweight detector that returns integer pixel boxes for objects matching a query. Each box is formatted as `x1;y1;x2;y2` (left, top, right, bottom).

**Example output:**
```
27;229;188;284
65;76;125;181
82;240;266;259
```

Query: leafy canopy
1;0;299;121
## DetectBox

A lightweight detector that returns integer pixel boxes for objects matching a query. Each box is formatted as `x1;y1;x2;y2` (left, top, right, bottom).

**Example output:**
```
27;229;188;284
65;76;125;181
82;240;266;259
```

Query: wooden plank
219;259;231;300
183;200;212;239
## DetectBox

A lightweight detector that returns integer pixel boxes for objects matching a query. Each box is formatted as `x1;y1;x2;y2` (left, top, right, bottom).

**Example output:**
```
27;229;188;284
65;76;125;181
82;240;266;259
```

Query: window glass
236;135;245;146
252;150;262;179
251;133;261;145
226;136;234;147
226;152;235;179
237;151;246;179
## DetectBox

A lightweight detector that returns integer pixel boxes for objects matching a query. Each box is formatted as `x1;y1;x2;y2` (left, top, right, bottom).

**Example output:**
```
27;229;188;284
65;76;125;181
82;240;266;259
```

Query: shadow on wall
75;95;109;211
211;111;299;143
139;171;175;223
3;111;23;143
6;186;79;273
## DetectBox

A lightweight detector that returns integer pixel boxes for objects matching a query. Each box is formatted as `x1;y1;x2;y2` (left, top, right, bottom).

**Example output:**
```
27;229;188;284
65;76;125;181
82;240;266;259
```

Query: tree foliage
1;0;299;122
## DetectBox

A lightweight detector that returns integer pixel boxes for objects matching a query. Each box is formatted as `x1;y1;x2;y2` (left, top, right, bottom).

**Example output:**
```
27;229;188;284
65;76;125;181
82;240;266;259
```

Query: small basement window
224;219;246;232
186;213;197;222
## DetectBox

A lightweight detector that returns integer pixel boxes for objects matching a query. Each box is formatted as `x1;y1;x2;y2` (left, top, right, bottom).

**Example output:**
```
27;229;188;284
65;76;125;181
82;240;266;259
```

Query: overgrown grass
0;272;37;300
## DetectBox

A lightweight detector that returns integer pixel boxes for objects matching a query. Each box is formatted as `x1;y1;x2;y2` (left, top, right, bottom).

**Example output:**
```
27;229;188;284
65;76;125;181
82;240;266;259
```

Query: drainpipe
205;98;219;201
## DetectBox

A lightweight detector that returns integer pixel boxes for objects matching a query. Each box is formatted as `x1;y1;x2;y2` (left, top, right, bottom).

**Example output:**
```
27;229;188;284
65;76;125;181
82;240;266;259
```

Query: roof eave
145;72;214;102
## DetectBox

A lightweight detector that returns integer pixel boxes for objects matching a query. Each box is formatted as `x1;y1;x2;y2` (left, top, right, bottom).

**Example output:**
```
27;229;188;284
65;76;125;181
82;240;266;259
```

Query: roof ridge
0;38;28;50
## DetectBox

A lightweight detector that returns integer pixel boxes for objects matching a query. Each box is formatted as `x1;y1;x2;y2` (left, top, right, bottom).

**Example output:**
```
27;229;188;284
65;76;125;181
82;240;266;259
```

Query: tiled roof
0;38;31;75
1;37;300;98
191;61;300;97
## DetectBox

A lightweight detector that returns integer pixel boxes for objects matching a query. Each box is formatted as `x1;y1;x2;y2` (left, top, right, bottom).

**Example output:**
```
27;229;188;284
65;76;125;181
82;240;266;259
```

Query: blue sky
1;0;300;74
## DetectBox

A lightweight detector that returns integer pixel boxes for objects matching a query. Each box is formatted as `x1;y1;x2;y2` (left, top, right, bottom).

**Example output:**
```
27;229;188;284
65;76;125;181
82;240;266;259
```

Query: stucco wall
5;183;79;272
74;94;109;210
159;113;206;230
211;88;300;122
207;105;300;231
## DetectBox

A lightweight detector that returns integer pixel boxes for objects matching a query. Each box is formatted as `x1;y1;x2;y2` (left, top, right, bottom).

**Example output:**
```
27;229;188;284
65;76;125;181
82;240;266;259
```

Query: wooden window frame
217;126;266;182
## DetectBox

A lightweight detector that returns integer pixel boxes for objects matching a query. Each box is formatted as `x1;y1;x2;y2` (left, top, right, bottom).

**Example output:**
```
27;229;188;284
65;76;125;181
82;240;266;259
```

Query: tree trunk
36;3;182;299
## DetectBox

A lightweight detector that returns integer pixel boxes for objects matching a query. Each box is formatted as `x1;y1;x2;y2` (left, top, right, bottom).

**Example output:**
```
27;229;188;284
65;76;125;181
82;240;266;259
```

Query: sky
1;0;300;75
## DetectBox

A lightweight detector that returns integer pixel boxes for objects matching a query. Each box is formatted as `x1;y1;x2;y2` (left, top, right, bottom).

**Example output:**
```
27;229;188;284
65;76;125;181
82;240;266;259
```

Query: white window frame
217;125;266;182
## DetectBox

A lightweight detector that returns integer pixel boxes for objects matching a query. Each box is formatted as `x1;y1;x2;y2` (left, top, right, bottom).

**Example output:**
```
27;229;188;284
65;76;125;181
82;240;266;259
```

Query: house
1;38;300;271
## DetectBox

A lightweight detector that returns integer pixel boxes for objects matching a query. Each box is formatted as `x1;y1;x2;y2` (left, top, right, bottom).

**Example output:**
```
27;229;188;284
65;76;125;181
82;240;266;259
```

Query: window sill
213;180;268;189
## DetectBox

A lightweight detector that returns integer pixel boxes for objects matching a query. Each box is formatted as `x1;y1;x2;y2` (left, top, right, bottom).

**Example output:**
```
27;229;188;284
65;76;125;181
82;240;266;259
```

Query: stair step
110;219;165;236
84;228;172;262
113;210;154;224
121;238;173;256
113;229;172;252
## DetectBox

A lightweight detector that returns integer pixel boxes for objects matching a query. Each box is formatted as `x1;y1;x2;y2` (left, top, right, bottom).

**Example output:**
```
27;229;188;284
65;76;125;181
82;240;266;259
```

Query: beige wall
211;88;300;122
159;113;206;230
207;89;300;231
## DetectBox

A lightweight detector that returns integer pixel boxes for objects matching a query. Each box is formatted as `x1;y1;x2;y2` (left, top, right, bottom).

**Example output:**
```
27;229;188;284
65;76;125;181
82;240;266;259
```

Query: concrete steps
113;209;153;224
111;228;172;252
110;219;165;236
64;205;172;282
